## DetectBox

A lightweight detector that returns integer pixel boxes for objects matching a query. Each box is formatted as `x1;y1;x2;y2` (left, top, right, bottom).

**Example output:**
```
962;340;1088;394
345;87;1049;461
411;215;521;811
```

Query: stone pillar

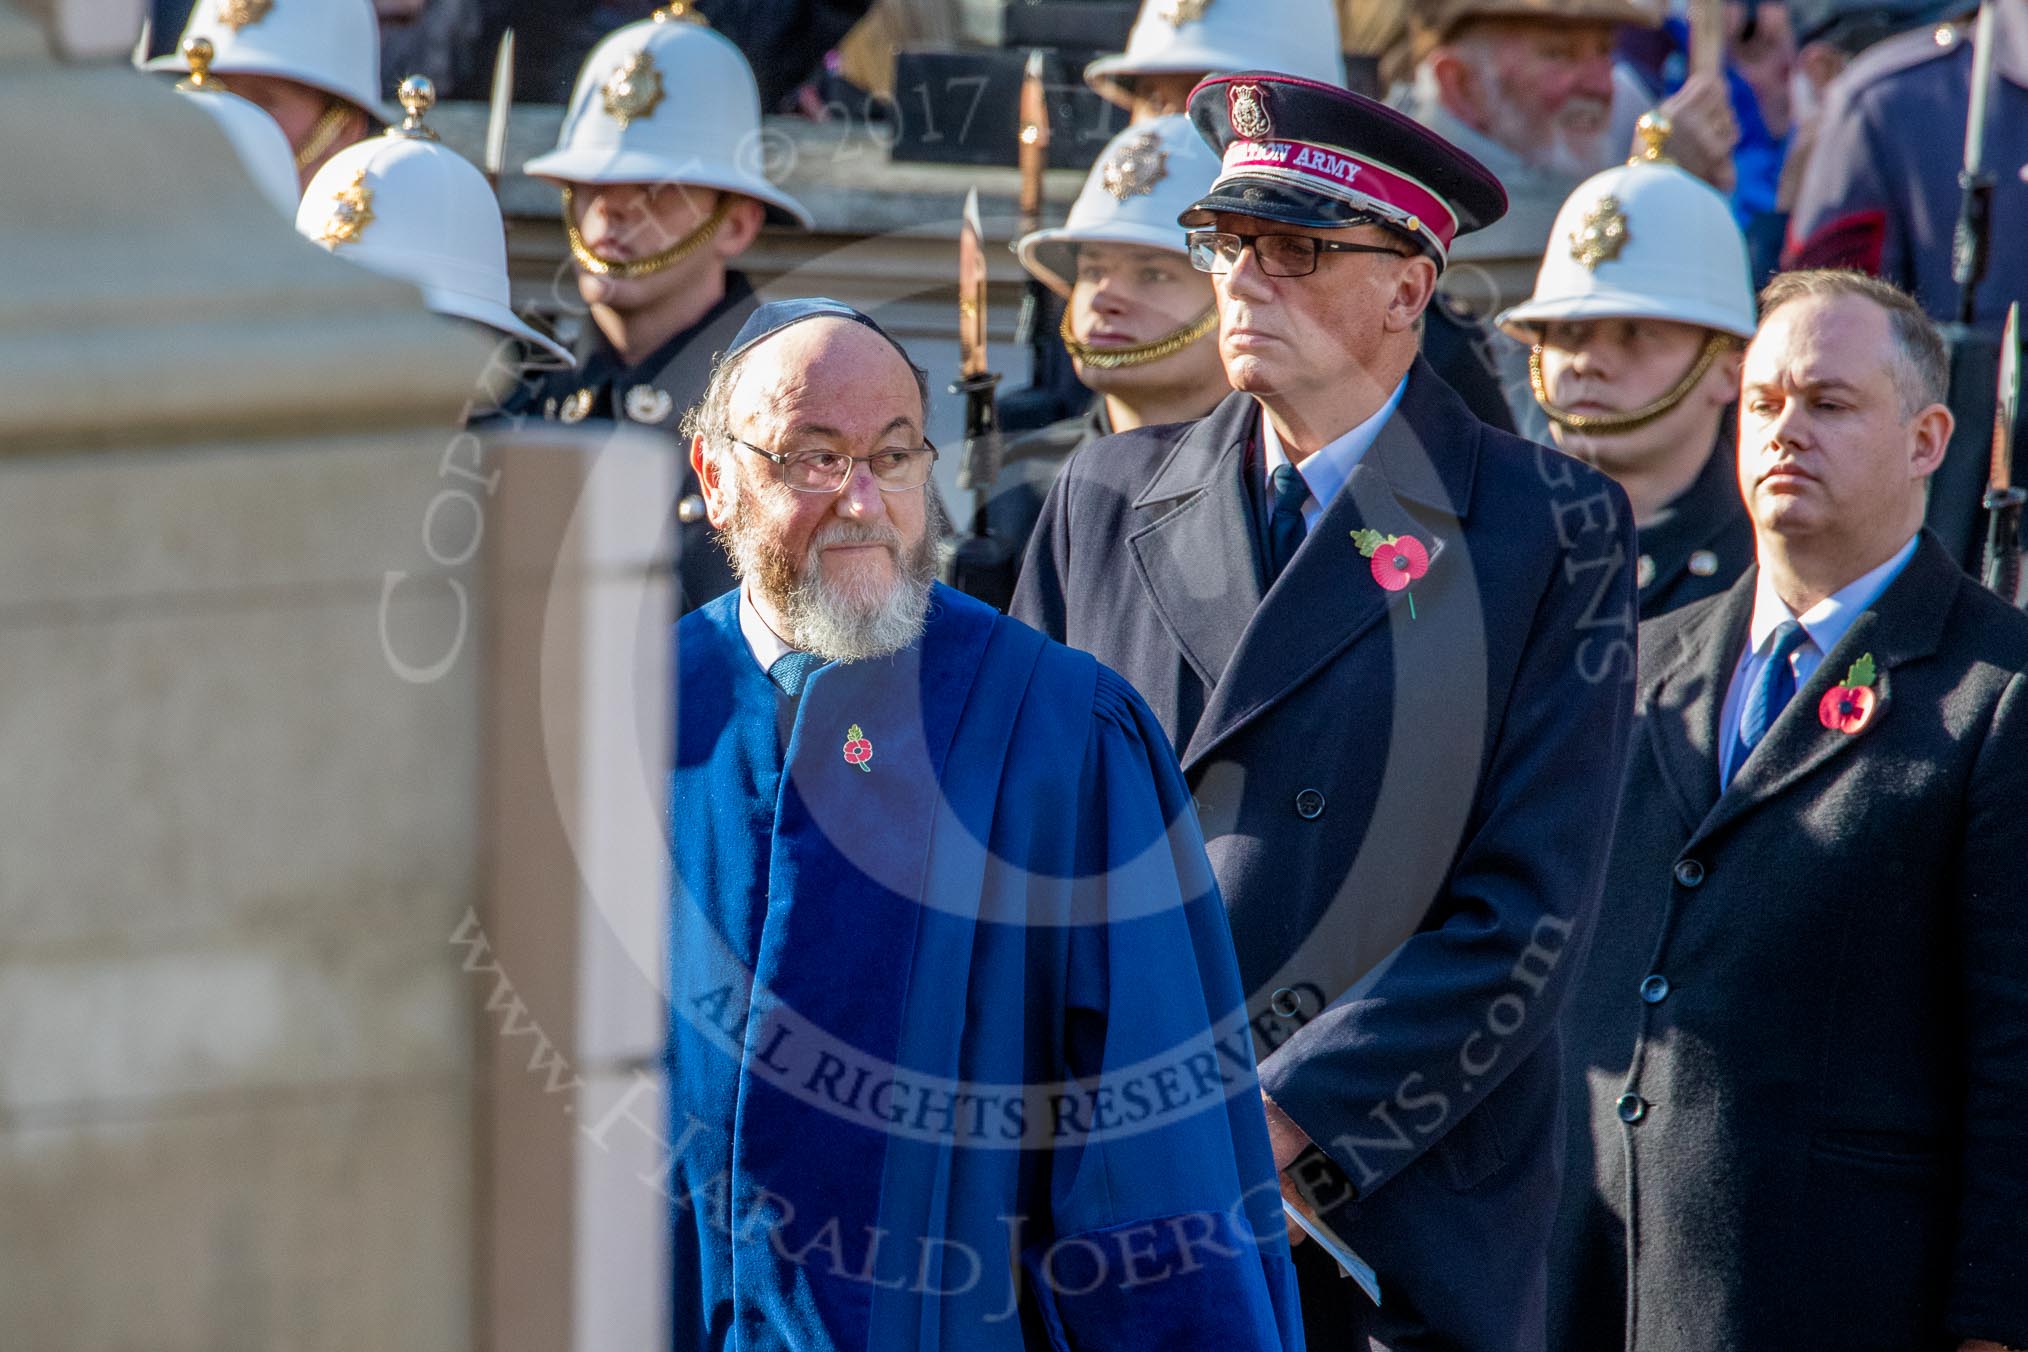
473;423;678;1352
0;5;496;1349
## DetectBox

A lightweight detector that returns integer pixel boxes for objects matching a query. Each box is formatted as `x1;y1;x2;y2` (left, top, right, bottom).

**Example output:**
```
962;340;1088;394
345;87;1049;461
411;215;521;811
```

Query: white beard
725;493;944;664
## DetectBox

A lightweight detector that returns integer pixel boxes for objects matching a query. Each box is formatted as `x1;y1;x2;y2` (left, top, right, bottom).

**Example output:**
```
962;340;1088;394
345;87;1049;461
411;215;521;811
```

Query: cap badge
1570;195;1630;271
216;0;272;30
602;48;666;128
625;385;675;424
1158;0;1212;25
313;169;376;249
1102;130;1170;200
1229;83;1273;141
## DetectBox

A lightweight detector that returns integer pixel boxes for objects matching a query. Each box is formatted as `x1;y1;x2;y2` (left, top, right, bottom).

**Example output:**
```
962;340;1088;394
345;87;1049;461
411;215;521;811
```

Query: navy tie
1266;464;1310;583
1732;620;1808;784
767;650;823;700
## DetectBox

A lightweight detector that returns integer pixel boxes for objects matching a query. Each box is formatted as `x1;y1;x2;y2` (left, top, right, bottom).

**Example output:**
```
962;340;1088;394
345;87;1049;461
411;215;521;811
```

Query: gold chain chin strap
1530;331;1732;434
1060;306;1219;371
563;186;737;280
293;100;356;171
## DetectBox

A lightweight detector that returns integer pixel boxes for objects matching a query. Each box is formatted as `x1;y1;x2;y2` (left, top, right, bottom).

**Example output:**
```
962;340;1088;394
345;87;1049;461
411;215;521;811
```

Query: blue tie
1266;464;1310;583
767;650;823;700
1732;620;1808;783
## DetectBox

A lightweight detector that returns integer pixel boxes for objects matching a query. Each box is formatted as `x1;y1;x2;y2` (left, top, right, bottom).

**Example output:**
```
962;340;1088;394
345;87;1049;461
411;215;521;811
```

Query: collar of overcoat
1127;357;1482;770
1639;528;1960;845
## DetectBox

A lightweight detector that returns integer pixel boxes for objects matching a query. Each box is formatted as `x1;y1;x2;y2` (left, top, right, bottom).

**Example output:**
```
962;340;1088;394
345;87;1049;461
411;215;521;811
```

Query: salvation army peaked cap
1181;72;1508;266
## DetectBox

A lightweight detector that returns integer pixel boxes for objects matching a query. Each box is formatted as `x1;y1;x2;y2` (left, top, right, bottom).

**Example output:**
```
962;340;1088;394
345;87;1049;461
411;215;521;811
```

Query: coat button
1640;975;1671;1004
1673;858;1705;888
1270;987;1303;1018
1616;1093;1648;1124
1294;789;1326;820
676;494;707;524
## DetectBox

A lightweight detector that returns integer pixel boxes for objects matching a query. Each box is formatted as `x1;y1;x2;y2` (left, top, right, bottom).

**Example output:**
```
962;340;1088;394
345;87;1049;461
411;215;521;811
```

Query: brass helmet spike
177;36;220;92
652;2;708;23
394;76;440;140
1633;111;1675;165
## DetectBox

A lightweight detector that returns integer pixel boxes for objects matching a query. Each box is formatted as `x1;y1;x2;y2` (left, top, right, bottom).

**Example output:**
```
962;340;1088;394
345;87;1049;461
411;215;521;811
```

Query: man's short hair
1757;269;1948;416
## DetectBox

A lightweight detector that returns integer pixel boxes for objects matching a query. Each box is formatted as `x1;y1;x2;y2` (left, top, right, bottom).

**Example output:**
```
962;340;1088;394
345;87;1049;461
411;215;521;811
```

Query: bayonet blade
1991;302;2019;494
485;28;516;190
959;187;988;381
1017;49;1050;235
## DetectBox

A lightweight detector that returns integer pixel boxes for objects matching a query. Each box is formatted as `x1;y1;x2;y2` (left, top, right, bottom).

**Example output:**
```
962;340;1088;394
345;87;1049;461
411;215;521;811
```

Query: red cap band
1220;139;1460;253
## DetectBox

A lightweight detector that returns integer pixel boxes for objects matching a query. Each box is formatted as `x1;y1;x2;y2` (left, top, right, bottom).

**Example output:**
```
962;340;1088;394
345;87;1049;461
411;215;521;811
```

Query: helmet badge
216;0;272;31
626;385;675;424
314;169;377;249
1102;129;1170;200
1229;83;1272;141
602;48;666;128
1158;0;1212;25
1570;195;1630;271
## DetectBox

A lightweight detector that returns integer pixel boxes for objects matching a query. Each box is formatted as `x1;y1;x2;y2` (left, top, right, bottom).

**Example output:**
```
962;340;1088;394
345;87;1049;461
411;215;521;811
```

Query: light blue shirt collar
1260;375;1410;532
1746;532;1921;663
1719;532;1919;782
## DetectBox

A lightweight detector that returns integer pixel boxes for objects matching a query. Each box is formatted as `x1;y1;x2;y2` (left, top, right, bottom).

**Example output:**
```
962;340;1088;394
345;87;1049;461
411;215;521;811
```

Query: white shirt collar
1747;532;1921;660
737;584;797;674
1260;374;1410;529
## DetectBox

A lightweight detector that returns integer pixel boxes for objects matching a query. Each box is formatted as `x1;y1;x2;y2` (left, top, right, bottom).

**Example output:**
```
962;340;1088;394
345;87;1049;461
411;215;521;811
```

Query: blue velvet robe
668;584;1304;1352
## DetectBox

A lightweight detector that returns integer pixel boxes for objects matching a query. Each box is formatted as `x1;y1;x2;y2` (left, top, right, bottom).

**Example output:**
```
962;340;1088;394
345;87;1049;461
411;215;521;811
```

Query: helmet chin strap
293;99;356;171
563;186;736;280
1530;330;1731;435
1060;305;1219;371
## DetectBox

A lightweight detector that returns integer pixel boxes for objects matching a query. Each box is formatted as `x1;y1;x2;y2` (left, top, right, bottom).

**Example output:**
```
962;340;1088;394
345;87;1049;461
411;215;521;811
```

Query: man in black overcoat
1548;269;2028;1352
1012;72;1639;1352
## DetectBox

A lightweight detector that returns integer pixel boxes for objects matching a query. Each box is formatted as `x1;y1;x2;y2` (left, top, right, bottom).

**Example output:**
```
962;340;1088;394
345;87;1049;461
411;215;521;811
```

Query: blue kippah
724;297;914;367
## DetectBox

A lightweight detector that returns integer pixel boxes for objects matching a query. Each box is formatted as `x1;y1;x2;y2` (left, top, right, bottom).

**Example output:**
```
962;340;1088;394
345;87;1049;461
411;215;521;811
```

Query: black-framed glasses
737;439;940;494
1185;230;1410;278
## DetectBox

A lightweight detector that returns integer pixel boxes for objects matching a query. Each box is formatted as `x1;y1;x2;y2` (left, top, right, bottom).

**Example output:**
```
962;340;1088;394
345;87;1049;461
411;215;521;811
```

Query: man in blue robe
665;298;1304;1351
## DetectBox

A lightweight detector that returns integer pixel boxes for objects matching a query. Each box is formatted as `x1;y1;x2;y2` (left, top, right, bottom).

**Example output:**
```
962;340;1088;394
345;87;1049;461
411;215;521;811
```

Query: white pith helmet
1496;123;1757;342
297;79;574;366
173;40;300;218
144;0;394;124
1085;0;1347;111
521;5;813;229
1016;114;1222;296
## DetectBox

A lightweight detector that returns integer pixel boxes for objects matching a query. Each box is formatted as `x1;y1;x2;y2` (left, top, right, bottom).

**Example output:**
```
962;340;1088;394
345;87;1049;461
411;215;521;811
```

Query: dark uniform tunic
981;402;1111;597
1785;6;2028;330
506;272;758;614
1634;435;1754;621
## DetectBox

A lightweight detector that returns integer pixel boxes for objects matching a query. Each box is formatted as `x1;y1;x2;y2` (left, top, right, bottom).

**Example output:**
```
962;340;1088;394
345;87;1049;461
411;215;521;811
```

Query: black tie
767;650;823;700
1267;464;1310;583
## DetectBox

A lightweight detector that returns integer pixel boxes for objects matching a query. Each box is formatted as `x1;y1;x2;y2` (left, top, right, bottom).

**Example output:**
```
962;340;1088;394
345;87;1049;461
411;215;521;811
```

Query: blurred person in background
504;8;813;614
1084;0;1347;122
1497;120;1759;618
1784;0;2022;329
145;0;391;189
983;113;1231;591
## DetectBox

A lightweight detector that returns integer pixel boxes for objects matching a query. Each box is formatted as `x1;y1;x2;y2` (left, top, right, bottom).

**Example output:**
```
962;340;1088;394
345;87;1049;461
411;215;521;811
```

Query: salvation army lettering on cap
1181;70;1507;268
1219;140;1461;250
